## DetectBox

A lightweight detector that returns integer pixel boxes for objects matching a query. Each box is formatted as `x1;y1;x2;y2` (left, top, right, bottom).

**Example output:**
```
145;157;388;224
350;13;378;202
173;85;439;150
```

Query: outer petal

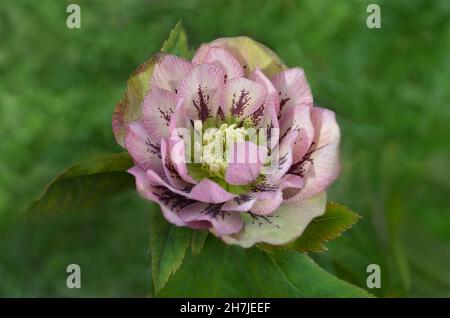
178;202;243;235
272;68;313;119
222;77;266;119
285;107;340;202
124;121;163;174
220;192;327;247
150;54;193;92
128;166;187;226
196;47;244;80
225;141;267;185
113;54;160;147
142;87;177;143
193;36;287;77
178;64;225;121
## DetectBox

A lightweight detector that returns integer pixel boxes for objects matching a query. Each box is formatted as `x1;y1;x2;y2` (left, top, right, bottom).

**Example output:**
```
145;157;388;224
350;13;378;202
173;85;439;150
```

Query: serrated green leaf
27;153;134;215
160;20;190;59
284;202;361;253
191;230;208;255
157;236;373;297
150;212;192;293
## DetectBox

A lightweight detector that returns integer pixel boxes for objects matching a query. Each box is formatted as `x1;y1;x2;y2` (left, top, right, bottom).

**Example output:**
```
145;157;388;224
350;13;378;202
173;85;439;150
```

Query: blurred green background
1;0;449;297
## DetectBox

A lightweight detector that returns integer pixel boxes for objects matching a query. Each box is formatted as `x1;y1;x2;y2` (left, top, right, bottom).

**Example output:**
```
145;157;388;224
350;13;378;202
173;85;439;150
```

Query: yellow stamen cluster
198;123;248;176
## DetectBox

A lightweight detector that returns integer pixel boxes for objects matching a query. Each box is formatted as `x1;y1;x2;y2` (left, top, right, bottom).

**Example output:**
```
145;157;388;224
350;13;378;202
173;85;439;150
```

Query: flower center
198;123;248;177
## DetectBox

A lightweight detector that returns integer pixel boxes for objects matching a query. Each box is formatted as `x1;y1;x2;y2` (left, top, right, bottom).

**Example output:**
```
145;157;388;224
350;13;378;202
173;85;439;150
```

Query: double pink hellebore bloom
113;37;340;247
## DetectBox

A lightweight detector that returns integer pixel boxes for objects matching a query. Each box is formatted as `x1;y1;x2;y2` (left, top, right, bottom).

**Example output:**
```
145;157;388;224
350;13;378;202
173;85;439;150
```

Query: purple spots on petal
217;107;225;121
234;194;253;205
252;182;279;193
165;158;179;179
248;212;280;229
153;186;195;212
202;203;226;219
158;106;173;126
146;138;161;158
230;89;251;117
278;92;290;118
277;153;288;171
251;104;265;125
192;84;211;121
280;127;292;141
288;141;327;177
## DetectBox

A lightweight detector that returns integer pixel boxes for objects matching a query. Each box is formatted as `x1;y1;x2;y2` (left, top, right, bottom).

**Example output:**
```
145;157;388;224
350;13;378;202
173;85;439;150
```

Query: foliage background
0;0;449;297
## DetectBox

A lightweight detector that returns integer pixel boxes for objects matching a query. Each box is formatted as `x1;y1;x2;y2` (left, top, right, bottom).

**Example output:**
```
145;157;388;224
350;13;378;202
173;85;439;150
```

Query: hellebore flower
113;37;340;247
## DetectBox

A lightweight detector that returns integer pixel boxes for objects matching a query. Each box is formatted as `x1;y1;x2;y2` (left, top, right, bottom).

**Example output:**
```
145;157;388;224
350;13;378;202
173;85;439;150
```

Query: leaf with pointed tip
157;236;373;297
191;231;208;255
28;153;134;215
161;20;191;59
149;211;192;293
284;202;361;253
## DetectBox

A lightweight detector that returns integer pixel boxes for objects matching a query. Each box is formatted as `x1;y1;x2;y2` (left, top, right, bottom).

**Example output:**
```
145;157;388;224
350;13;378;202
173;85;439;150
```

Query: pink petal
150;54;193;92
166;132;197;184
192;37;286;77
279;174;304;190
222;77;266;120
189;179;236;203
286;107;341;202
222;195;256;212
128;166;186;226
178;202;243;235
225;141;267;185
124;121;163;174
272;68;313;119
279;104;314;163
178;63;225;121
266;129;298;184
146;169;193;198
160;138;190;190
142;87;177;143
249;68;280;114
199;47;244;80
146;169;235;204
250;190;283;216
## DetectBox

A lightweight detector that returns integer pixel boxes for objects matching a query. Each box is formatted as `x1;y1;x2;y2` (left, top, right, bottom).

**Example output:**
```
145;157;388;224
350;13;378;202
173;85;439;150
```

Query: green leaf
283;201;361;253
28;153;134;215
150;212;192;293
157;236;373;297
191;230;208;255
160;20;191;59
